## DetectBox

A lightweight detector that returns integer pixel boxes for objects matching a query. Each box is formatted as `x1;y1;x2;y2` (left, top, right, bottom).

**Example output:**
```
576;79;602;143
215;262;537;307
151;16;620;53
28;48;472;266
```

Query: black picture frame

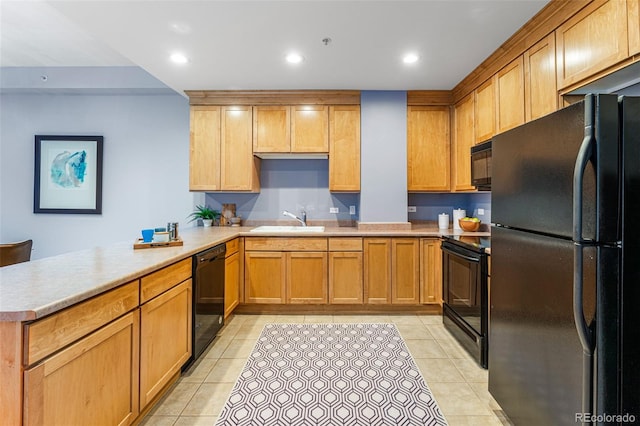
34;135;103;214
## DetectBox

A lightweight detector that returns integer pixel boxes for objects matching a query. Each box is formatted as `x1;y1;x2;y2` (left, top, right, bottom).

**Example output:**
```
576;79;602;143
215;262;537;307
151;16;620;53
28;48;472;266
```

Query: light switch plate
477;208;485;215
329;207;339;214
349;206;356;215
407;206;417;213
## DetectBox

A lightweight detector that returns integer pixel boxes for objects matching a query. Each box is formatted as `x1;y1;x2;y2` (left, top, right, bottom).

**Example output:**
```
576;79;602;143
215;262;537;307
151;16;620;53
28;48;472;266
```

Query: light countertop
0;225;489;322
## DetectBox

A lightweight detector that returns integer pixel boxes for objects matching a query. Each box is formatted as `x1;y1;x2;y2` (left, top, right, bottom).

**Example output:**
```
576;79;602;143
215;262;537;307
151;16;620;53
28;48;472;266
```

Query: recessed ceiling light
170;53;190;64
403;53;420;64
285;53;304;64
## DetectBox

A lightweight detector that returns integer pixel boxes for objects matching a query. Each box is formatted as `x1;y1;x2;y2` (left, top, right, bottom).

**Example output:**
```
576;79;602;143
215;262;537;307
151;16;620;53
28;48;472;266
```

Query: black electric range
441;235;490;368
442;235;491;253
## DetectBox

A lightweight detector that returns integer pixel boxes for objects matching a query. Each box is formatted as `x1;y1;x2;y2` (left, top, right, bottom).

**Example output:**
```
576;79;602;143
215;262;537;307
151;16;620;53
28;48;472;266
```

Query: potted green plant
188;205;220;227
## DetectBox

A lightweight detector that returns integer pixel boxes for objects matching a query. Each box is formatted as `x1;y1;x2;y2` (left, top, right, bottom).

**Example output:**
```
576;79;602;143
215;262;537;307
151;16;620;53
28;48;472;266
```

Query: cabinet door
291;105;329;152
474;78;496;143
23;311;140;426
221;106;260;191
329;105;361;191
407;106;451;192
391;238;420;304
524;34;558;122
556;0;629;90
224;251;240;318
629;0;640;56
420;239;443;304
140;279;192;409
328;252;363;304
190;106;221;191
452;94;475;191
497;56;525;133
245;251;286;303
287;252;328;304
253;106;291;152
364;238;391;304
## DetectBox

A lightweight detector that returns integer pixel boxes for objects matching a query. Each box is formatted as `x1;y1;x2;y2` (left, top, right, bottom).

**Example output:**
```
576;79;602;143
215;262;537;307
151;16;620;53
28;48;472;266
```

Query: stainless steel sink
249;225;325;233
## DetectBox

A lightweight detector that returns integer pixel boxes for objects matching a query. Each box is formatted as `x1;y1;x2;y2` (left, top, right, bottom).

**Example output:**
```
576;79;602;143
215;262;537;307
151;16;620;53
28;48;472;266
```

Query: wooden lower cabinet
420;238;443;305
224;251;240;317
245;251;287;303
364;238;420;305
23;311;140;426
391;239;420;304
364;238;392;304
328;251;363;304
287;252;328;303
140;279;192;409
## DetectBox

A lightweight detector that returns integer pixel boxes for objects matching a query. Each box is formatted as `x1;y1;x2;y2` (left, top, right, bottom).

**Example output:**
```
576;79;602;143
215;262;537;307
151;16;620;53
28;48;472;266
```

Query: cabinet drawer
328;237;362;251
23;280;139;366
141;258;191;303
226;238;239;256
245;237;328;251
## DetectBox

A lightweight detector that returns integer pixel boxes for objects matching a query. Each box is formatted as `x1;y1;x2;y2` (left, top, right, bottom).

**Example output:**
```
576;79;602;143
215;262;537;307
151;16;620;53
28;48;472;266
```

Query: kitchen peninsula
0;224;487;425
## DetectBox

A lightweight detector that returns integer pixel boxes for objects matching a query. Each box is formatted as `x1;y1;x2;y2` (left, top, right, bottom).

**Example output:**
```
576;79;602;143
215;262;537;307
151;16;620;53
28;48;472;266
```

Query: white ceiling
0;0;548;94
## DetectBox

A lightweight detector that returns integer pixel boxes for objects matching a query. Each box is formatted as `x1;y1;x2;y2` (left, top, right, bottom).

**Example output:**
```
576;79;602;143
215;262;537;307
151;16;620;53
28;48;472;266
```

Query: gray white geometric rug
215;323;448;426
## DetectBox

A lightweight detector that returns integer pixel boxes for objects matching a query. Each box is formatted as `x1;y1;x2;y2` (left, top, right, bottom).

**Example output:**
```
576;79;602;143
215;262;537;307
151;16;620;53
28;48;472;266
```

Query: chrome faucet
283;210;307;226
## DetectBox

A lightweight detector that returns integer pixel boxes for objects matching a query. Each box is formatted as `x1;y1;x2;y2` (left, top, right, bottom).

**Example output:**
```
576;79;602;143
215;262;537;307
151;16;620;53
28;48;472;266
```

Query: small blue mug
141;229;154;243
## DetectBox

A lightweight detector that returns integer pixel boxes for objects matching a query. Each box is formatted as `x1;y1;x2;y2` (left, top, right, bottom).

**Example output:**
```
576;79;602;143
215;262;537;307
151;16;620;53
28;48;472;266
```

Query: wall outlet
349;205;356;215
477;208;485;215
407;206;417;213
329;207;339;214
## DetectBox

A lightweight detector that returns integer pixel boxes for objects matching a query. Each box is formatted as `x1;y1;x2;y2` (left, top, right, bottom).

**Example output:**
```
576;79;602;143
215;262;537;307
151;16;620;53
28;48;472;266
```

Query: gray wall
0;92;195;259
360;91;408;223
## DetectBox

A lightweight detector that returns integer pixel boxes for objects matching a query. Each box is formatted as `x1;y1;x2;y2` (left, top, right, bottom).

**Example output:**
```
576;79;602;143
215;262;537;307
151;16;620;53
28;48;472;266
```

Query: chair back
0;239;33;267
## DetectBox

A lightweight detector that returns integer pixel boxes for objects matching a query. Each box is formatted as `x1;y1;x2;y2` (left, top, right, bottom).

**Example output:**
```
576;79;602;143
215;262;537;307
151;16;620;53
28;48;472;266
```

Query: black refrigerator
489;94;640;425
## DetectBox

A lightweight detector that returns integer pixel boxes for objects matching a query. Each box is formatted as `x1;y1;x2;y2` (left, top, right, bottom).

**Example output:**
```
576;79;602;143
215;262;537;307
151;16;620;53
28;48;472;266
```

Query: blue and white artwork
35;135;102;213
50;150;87;188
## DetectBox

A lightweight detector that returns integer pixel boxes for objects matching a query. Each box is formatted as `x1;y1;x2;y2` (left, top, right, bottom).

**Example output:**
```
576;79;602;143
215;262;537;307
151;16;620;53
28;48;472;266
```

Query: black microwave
471;140;491;191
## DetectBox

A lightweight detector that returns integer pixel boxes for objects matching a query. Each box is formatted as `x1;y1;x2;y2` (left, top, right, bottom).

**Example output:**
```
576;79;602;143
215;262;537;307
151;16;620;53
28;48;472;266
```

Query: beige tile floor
140;314;513;426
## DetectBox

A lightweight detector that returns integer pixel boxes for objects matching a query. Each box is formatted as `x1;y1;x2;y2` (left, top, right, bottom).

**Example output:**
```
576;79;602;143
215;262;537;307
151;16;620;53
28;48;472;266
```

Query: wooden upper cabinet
556;0;629;90
253;106;291;152
329;105;361;192
221;106;260;191
524;34;558;122
474;77;496;143
189;106;221;191
629;0;640;56
452;94;475;191
497;56;525;134
407;106;451;192
291;105;329;152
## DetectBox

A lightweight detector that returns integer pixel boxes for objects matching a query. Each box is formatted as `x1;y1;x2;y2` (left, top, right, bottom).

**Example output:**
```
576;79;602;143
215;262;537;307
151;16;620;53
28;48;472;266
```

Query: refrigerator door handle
573;244;594;423
573;94;595;243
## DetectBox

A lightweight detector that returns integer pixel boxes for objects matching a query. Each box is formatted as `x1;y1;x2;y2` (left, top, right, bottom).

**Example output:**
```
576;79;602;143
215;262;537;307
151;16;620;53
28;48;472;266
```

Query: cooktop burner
443;235;491;253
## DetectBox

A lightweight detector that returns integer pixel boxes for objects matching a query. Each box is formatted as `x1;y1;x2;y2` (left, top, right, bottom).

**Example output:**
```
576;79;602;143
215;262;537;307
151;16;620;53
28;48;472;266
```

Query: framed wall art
34;135;103;214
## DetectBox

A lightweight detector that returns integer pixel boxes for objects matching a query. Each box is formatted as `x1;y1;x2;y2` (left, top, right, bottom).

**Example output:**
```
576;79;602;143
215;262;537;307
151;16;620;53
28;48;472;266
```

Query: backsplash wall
206;159;359;224
408;193;491;225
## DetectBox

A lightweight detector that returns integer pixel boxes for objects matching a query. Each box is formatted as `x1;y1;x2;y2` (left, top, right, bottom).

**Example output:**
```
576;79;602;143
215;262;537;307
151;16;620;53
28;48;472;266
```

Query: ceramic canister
438;213;449;230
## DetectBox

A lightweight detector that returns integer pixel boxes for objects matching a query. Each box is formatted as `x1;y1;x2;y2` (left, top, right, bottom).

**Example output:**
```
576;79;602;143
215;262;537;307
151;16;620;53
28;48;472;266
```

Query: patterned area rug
215;323;448;426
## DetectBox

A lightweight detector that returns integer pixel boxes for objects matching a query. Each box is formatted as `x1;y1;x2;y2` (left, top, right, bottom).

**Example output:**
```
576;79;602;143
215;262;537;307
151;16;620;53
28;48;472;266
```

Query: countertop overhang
0;225;489;322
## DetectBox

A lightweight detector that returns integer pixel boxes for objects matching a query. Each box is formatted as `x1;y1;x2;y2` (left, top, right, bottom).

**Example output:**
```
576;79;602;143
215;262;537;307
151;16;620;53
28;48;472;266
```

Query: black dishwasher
191;243;226;363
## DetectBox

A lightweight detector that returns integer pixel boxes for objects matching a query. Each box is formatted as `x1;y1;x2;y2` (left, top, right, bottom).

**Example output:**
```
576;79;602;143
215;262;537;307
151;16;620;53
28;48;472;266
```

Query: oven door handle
441;246;480;263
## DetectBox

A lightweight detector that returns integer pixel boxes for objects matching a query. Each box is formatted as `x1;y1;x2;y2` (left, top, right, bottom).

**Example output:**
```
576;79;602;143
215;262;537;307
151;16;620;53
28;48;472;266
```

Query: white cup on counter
438;213;449;230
